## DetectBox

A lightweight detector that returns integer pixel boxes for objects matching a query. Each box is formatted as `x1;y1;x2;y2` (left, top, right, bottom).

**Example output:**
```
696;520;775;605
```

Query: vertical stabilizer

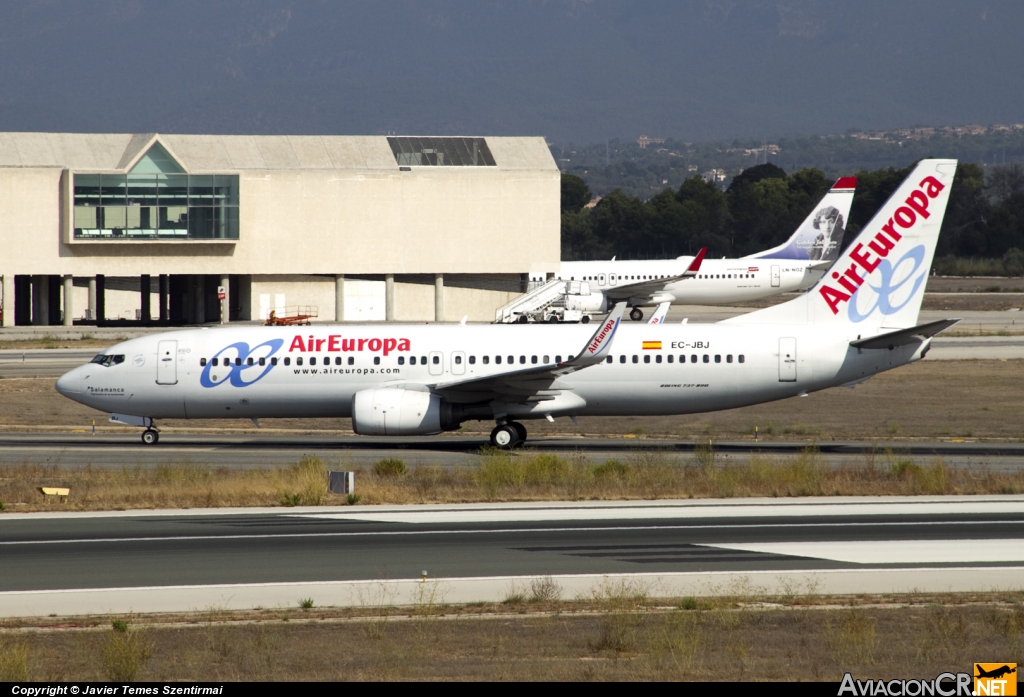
745;176;856;262
726;160;957;332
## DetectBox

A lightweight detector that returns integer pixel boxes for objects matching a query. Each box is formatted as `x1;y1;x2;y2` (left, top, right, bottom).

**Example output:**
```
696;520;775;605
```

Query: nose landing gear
141;428;160;445
489;421;527;449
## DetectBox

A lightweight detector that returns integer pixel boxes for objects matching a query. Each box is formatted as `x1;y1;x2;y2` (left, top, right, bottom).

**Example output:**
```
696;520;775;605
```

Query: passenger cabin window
495;356;502;364
715;355;721;363
374;357;380;365
644;355;650;364
335;357;342;365
348;357;354;365
691;355;697;363
432;356;440;364
726;355;733;363
519;356;525;364
398;356;405;365
469;356;476;364
284;357;291;366
310;357;316;366
454;355;462;364
543;355;549;363
271;358;278;366
703;355;709;363
619;355;626;363
235;357;242;366
739;355;745;363
259;357;266;366
482;356;489;364
667;355;673;363
632;355;638;364
531;356;537;364
655;355;662;364
296;357;303;366
200;358;207;366
247;357;254;366
606;356;612;364
556;355;562;363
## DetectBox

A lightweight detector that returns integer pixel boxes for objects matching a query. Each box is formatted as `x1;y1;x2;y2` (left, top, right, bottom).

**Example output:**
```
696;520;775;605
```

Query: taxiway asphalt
1;432;1023;471
1;497;1021;615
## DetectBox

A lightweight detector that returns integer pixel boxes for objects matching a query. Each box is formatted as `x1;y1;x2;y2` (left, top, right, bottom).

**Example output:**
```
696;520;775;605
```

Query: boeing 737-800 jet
556;177;855;320
56;163;956;449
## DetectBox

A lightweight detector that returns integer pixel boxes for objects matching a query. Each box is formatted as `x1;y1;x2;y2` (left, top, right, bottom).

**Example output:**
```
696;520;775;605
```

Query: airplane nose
56;368;81;396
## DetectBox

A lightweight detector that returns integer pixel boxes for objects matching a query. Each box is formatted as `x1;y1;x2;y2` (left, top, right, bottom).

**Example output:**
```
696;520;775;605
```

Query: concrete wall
250;275;519;323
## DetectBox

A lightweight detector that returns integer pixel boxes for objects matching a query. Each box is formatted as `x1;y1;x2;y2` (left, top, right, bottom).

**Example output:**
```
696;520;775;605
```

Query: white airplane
556;176;856;320
56;162;956;450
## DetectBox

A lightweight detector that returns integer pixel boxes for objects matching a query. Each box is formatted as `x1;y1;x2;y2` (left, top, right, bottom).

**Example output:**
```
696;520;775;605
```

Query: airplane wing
430;302;627;402
601;248;706;304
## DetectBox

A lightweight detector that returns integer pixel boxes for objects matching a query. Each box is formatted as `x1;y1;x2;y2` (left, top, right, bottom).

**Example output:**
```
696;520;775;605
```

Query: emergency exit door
428;351;444;376
778;337;797;382
156;340;177;385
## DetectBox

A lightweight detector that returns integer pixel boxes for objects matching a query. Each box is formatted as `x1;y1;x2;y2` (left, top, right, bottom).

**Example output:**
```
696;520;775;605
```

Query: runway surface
2;432;1024;471
1;496;1021;615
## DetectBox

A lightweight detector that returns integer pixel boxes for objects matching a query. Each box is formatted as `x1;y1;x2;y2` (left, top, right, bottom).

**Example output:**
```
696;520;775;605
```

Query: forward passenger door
156;340;177;385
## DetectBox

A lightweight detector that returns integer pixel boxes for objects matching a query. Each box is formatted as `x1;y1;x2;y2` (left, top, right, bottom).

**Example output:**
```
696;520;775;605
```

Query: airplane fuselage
56;322;925;425
556;258;822;306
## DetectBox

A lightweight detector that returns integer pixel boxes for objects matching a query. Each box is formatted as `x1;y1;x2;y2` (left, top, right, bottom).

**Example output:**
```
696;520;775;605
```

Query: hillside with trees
561;163;1024;277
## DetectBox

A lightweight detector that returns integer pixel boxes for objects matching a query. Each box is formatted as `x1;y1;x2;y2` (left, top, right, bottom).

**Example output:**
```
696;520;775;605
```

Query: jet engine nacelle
565;292;608;313
351;388;458;436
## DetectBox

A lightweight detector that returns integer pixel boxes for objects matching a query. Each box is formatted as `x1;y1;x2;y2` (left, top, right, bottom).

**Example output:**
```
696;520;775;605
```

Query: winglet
567;302;626;368
683;247;707;277
647;302;671;324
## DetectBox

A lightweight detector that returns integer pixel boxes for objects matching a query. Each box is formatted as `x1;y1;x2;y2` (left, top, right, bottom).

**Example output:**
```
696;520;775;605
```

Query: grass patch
3;447;1024;511
0;592;1020;680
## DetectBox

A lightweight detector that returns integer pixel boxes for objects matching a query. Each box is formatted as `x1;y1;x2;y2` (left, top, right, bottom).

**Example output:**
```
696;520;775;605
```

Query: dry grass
0;593;1020;681
2;447;1022;512
3;359;1024;441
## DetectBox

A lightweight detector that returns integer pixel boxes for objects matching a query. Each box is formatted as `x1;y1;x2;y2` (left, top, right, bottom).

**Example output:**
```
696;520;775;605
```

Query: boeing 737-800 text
56;162;956;448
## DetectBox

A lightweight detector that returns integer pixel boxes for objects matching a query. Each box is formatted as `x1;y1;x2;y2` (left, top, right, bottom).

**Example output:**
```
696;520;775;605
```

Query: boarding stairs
494;279;569;323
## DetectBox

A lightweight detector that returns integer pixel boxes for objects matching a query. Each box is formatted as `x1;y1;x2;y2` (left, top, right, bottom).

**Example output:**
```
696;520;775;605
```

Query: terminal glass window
388;137;496;167
73;143;239;241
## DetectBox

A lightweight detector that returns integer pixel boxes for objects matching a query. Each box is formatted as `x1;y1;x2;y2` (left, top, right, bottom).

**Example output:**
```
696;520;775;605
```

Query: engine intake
351;388;460;436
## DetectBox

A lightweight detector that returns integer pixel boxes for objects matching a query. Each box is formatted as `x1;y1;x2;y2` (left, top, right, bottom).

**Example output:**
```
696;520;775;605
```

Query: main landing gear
490;421;527;449
629;307;644;321
141;428;160;445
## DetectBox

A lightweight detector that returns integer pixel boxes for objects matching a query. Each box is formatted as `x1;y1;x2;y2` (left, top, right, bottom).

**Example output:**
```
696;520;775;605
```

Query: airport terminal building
0;133;559;327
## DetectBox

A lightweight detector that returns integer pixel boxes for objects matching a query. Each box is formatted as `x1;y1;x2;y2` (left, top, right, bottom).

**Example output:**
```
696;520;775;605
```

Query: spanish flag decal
642;341;662;350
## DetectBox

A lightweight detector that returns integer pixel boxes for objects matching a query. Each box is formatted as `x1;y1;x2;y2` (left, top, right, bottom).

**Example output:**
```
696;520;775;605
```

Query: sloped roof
0;133;556;172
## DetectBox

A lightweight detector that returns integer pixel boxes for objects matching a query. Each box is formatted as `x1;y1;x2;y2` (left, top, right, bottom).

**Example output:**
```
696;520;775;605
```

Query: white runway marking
296;499;1024;524
709;539;1024;564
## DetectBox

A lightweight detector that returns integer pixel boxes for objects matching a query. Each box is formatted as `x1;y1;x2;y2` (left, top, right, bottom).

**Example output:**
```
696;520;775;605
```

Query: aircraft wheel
630;307;644;321
510;422;527;446
490;424;519;450
141;429;159;445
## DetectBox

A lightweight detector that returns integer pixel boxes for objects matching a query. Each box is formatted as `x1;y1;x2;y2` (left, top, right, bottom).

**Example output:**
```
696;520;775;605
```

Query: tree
560;173;591;213
726;162;787;193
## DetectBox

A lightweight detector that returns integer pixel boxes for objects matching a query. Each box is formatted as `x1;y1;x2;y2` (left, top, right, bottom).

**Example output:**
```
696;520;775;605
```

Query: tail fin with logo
745;177;856;262
726;159;957;333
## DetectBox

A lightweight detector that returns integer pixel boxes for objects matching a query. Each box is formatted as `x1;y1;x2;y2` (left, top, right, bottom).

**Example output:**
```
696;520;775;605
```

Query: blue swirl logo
848;245;926;323
200;339;284;388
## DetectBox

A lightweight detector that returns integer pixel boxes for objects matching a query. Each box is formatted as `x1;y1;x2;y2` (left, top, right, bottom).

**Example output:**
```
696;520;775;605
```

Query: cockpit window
90;354;125;367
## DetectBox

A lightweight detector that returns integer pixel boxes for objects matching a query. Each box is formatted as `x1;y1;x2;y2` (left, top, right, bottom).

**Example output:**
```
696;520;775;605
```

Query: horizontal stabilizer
850;318;960;350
